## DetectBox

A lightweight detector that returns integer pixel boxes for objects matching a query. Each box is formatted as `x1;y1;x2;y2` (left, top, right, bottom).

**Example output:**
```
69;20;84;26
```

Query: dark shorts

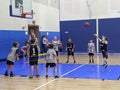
29;59;38;65
46;63;56;68
88;53;94;56
7;60;14;65
67;51;74;56
102;51;108;59
55;51;58;56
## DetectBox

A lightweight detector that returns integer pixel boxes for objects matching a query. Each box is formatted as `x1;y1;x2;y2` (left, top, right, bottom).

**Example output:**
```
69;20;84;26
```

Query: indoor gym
0;0;120;90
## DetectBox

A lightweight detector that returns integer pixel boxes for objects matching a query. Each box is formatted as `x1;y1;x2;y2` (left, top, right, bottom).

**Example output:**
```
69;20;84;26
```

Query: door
28;24;40;46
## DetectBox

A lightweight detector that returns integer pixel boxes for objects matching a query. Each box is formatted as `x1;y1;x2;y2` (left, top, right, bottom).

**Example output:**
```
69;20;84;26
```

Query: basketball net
21;11;35;18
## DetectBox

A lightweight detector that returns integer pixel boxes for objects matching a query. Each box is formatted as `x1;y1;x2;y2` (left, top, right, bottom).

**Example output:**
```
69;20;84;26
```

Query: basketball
84;22;90;27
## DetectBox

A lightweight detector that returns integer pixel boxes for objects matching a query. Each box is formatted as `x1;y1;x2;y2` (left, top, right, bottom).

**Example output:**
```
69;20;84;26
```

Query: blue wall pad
0;30;60;60
60;18;120;53
0;30;28;59
40;31;60;41
40;31;60;52
60;20;96;53
99;18;120;53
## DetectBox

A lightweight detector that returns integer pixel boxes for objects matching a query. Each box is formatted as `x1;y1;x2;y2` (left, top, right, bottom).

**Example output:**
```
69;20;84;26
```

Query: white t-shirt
52;40;59;51
88;43;95;53
45;49;57;63
42;37;48;44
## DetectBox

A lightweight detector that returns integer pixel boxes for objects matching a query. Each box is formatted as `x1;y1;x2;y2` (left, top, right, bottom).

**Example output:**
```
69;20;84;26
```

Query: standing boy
66;38;76;63
28;39;40;78
88;39;95;63
94;34;108;68
4;42;19;77
52;36;60;63
45;44;59;78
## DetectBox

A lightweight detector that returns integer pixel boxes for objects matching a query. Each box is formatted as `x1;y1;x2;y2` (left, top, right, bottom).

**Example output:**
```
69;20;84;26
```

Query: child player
94;34;108;68
21;41;29;58
4;42;19;77
52;36;60;63
45;44;59;78
88;39;95;63
66;38;76;63
28;39;40;78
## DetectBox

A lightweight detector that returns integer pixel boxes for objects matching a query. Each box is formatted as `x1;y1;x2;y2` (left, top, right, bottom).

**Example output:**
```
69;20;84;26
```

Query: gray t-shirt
45;49;57;63
52;40;59;51
7;47;18;62
88;43;95;53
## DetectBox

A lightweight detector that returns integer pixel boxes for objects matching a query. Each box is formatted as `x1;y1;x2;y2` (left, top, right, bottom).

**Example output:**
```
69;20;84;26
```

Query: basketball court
1;0;120;90
1;55;120;90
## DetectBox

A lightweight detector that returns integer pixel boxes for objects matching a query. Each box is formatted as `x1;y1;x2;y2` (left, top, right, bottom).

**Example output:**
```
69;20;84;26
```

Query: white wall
32;2;59;32
0;0;27;30
0;0;59;32
60;0;120;21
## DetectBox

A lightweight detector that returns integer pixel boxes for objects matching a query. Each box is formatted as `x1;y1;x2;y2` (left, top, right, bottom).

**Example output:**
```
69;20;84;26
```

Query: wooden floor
1;54;120;90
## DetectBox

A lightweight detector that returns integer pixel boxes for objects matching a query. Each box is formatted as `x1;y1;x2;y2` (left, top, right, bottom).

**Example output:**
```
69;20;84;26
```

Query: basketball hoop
21;13;26;18
21;11;35;18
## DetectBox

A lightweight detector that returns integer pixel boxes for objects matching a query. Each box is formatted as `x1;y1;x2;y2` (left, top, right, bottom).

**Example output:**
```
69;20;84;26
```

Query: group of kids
4;33;108;78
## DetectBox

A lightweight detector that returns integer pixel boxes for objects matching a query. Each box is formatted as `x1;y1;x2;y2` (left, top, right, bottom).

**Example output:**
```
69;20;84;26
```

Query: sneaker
104;64;108;68
66;61;69;63
36;75;39;78
102;63;106;67
10;72;15;77
54;75;59;78
45;75;48;78
74;61;76;63
4;73;9;76
29;76;33;79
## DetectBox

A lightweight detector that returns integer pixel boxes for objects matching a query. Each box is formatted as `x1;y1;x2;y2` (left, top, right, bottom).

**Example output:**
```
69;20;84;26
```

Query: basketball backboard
9;0;33;19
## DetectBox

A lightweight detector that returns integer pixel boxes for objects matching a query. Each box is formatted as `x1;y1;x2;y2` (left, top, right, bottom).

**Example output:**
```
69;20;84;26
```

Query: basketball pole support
86;0;99;53
96;18;99;53
96;0;99;53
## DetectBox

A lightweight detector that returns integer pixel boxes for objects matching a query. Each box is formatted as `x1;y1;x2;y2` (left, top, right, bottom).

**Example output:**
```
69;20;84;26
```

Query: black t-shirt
100;41;107;51
29;44;38;60
67;42;74;52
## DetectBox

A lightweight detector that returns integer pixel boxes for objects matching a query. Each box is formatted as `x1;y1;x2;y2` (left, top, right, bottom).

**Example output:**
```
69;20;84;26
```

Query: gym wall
60;20;96;53
99;18;120;53
0;0;60;60
60;0;120;53
60;18;120;53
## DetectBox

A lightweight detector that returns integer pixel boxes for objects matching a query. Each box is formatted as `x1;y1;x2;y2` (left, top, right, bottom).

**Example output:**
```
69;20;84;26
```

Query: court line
33;64;85;90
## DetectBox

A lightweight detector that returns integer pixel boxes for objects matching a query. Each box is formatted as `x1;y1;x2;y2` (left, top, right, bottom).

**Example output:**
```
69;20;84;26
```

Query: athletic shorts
102;51;108;59
7;60;14;65
67;51;74;56
29;59;38;65
46;63;56;68
88;53;94;56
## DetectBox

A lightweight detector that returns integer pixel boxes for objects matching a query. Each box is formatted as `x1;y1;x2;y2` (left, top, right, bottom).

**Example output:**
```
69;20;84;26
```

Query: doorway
28;24;40;46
